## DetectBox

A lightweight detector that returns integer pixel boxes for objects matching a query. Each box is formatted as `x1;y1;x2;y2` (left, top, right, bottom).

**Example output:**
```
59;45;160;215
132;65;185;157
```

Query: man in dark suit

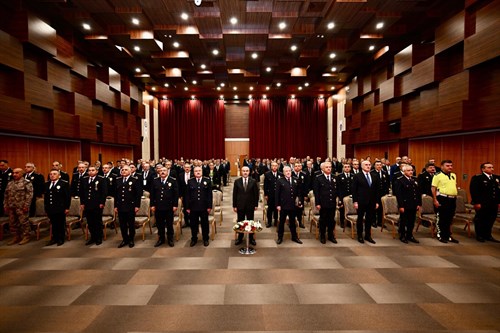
0;159;13;216
222;158;231;186
186;166;213;247
102;163;116;198
313;162;339;244
371;160;390;227
417;163;436;196
110;161;121;177
337;163;354;228
275;166;303;244
292;162;307;228
390;157;402;181
141;162;155;194
44;169;71;246
313;157;322;172
24;162;45;217
70;162;88;197
303;160;315;193
233;166;260;246
50;161;70;182
178;163;193;228
114;165;142;248
80;166;107;246
470;162;500;243
264;162;282;228
151;166;179;247
165;160;178;179
207;162;222;192
352;160;380;244
393;165;422;243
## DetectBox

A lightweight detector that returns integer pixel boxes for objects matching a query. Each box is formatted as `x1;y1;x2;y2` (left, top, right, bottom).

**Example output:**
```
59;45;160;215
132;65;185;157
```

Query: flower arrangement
233;220;263;233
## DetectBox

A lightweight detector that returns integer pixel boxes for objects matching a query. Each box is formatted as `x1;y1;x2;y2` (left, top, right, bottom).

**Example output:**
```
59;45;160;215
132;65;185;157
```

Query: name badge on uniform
143;179;147;186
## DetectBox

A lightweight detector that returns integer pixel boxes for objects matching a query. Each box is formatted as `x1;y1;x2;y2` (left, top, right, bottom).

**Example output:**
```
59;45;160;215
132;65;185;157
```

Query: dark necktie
243;178;247;190
50;181;55;189
366;173;371;186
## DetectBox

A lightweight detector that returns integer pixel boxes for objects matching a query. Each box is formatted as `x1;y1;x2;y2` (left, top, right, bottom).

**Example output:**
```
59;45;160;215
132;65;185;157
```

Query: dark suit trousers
278;209;298;238
356;203;376;237
182;196;190;226
29;197;37;217
266;197;278;225
155;209;174;241
474;204;498;239
339;205;345;227
118;211;135;243
436;196;456;240
49;212;66;243
375;200;383;226
399;208;416;239
237;209;255;241
86;208;103;241
319;207;335;239
190;210;209;241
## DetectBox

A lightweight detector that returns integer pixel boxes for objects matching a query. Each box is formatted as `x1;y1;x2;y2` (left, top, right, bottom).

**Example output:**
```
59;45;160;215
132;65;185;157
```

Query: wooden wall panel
53;111;77;138
409;56;435;91
90;143;133;165
54;34;73;68
0;30;24;71
379;77;395;103
108;68;121;92
225;103;249;138
47;60;71;92
24;74;53;109
0;95;30;130
353;141;399;161
475;0;499;34
27;13;56;56
394;45;412;76
225;140;249;176
438;71;469;106
464;26;500;69
435;11;464;54
71;51;88;77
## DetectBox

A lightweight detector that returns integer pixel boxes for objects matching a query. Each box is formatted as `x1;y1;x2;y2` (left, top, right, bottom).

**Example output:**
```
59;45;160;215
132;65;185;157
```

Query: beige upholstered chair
135;197;152;241
308;196;320;239
457;188;474;213
342;196;358;239
454;195;475;237
29;198;49;240
416;195;437;237
380;194;400;239
174;198;183;241
65;197;83;240
212;190;223;226
101;197;117;240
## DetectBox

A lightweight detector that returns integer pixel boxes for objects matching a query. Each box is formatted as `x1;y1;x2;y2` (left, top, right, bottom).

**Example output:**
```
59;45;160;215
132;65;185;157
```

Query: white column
141;104;150;160
153;106;159;161
335;90;347;158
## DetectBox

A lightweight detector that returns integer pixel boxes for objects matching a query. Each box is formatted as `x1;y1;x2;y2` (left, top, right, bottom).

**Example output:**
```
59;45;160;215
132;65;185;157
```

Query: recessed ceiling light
276;83;281;87
329;53;336;59
151;87;156;91
266;67;271;72
249;86;254;91
298;86;303;90
216;87;221;91
192;80;197;85
212;49;219;55
191;95;195;99
291;94;295;99
233;86;237;91
220;95;224;99
331;66;337;72
251;53;258;59
376;22;384;29
200;64;206;69
234;95;238;99
319;95;324;99
173;42;180;48
278;22;286;30
82;23;91;30
184;87;188;91
181;13;189;20
263;94;267;99
163;95;167;99
230;17;238;25
220;83;225;87
133;46;140;52
131;18;140;25
327;22;335;30
164;83;169;87
135;68;141;73
369;45;375;51
304;82;309;87
248;94;252;99
266;86;270;90
290;45;297;51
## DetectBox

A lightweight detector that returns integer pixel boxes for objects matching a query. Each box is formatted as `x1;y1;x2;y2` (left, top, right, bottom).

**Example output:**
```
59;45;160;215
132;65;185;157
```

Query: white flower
203;181;207;185
95;181;99;185
168;182;172;186
244;225;252;232
56;185;60;189
128;181;132;185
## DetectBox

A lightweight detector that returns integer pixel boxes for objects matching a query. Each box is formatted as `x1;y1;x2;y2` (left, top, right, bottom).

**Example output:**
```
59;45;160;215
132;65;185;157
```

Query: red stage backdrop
158;99;225;160
249;97;327;159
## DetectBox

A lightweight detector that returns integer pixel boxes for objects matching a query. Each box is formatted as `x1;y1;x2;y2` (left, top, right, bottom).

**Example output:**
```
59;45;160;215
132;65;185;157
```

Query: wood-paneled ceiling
20;0;464;99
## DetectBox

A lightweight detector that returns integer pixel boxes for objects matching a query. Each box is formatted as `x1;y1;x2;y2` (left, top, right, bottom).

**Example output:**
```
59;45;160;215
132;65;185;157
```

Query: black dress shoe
95;240;102;245
118;241;128;248
168;240;174;247
437;237;448;243
266;223;271;228
46;240;56;246
190;239;197;247
320;237;326;244
408;237;419;244
250;239;256;246
85;239;95;246
328;237;337;244
400;237;408;244
203;240;209;247
154;240;165;247
486;237;500;243
364;237;376;244
276;237;283;244
128;241;135;248
235;239;243;246
57;241;64;246
292;238;303;244
299;223;305;229
448;237;459;244
358;237;364;244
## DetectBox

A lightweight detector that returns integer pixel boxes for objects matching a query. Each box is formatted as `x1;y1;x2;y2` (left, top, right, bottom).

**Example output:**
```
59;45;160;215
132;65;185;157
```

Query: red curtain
249;97;327;159
158;99;225;160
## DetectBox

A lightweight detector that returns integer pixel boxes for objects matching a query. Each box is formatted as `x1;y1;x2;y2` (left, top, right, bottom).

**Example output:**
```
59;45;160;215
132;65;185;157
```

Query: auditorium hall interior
0;0;499;332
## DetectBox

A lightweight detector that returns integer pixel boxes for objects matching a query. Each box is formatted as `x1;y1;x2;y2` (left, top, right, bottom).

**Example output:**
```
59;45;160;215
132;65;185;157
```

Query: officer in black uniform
102;163;116;198
44;169;71;246
264;162;282;228
470;162;500;243
417;163;436;196
185;166;213;247
80;166;107;245
371;160;390;227
49;161;70;182
337;163;354;228
151;166;179;247
313;162;339;244
292;162;307;228
71;163;88;197
393;165;421;243
114;165;142;248
275;166;303;244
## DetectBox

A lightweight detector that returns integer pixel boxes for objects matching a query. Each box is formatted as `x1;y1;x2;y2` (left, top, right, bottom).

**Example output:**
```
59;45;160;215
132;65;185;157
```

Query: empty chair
212;190;223;226
29;197;50;240
380;194;400;239
101;197;117;240
457;188;474;213
308;196;320;239
454;195;475;237
342;196;359;239
135;197;152;241
65;197;83;240
416;195;437;237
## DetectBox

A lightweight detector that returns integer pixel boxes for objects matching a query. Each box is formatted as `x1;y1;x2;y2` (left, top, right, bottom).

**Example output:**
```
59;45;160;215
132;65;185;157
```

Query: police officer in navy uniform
44;169;71;246
337;163;354;228
470;162;500;243
114;165;142;248
393;164;421;243
186;166;213;247
102;163;116;198
313;161;339;244
292;162;307;228
371;160;390;227
80;166;107;246
264;162;282;228
71;162;88;197
151;166;179;247
275;166;303;244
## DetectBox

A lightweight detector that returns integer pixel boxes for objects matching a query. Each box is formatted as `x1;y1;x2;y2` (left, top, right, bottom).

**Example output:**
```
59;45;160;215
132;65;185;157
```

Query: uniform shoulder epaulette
82;175;89;179
153;176;160;180
169;176;177;181
60;179;69;184
435;171;443;176
96;175;104;179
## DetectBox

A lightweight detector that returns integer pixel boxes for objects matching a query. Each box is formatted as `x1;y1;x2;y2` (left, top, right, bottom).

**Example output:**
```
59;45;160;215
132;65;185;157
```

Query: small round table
237;231;256;255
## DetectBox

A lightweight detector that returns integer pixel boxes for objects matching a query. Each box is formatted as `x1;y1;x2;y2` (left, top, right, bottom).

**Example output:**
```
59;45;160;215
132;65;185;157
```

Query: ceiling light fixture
233;86;237;91
191;95;195;99
234;95;238;99
220;95;224;99
291;94;295;99
230;17;238;25
216;87;221;91
298;86;303;90
369;45;375;51
376;22;384;29
327;22;335;30
173;42;180;48
212;49;219;55
181;13;189;20
131;18;140;25
290;45;297;51
133;46;140;52
184;87;188;91
82;23;91;30
164;83;169;87
251;53;258;59
135;68;141;73
329;53;336;59
304;82;309;87
249;86;254;91
263;94;267;99
151;87;156;91
200;64;206;69
331;66;337;72
192;80;197;85
266;67;271;72
266;86;270;90
220;83;225;87
278;22;286;30
276;83;281;87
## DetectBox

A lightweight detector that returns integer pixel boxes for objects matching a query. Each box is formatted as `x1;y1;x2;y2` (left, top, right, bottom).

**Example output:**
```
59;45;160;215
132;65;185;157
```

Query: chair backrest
102;197;114;216
310;196;319;215
212;190;222;206
381;195;399;215
308;190;314;200
35;197;46;217
137;197;150;217
455;195;466;214
68;197;81;217
420;195;434;214
343;196;357;215
457;188;468;203
260;174;265;183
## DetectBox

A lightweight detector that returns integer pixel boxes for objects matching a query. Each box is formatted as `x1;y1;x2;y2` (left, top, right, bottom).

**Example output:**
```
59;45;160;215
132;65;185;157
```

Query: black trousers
319;207;335;240
155;209;174;241
190;210;209;241
222;173;228;186
266;197;278;225
86;208;103;241
49;212;66;243
474;203;498;239
118;211;136;243
237;209;255;241
436;196;456;240
375;200;383;226
339;205;345;227
29;197;37;217
182;197;190;226
356;203;376;238
399;208;417;239
278;209;298;239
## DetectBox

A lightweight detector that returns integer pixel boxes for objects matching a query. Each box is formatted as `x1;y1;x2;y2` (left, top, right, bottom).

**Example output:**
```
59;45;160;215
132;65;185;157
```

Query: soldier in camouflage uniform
3;168;33;245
